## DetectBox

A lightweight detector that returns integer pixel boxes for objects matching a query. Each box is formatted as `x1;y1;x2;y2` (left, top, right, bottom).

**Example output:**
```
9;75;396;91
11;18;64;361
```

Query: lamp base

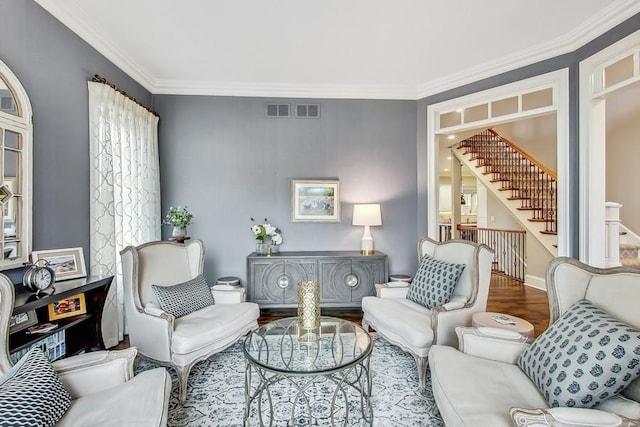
360;226;375;256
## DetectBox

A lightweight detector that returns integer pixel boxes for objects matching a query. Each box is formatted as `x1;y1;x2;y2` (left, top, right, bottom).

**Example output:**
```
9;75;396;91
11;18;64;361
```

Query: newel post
605;201;622;267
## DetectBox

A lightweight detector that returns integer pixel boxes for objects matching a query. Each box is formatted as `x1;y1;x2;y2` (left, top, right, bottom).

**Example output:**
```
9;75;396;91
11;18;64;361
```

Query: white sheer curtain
88;81;161;348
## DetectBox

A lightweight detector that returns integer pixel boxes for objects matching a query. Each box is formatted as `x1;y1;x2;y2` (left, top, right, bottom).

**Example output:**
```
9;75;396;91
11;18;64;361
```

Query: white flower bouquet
250;218;283;245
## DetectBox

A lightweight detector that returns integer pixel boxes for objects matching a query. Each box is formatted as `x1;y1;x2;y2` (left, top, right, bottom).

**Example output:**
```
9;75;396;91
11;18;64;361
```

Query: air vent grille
295;103;320;119
265;103;290;118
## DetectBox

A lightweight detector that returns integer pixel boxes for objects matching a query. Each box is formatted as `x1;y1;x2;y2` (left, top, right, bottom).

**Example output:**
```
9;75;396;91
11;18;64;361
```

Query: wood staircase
457;129;557;232
454;128;640;266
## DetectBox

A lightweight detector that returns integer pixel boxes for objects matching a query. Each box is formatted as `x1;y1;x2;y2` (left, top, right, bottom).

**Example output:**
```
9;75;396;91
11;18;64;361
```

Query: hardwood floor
259;273;550;337
486;273;549;337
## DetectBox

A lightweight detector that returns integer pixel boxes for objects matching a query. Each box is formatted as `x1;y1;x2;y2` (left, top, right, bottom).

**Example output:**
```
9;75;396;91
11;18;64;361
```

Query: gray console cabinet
247;251;388;308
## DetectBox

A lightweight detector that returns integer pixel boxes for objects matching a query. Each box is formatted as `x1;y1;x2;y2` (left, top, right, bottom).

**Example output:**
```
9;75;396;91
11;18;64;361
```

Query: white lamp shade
352;204;382;226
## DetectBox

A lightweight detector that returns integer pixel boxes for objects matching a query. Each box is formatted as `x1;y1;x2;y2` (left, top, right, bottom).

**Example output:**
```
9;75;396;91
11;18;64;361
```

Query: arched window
0;59;32;269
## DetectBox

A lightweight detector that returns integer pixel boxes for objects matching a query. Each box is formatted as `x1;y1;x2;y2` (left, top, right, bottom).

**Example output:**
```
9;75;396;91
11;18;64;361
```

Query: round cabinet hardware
277;275;290;289
22;259;56;295
344;273;359;288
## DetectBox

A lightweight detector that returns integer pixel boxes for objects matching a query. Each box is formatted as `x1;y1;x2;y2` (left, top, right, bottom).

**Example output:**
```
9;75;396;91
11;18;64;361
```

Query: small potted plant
163;206;194;238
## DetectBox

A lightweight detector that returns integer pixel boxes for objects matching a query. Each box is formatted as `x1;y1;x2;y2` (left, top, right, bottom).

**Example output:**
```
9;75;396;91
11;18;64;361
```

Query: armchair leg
412;354;428;391
175;364;194;403
361;317;371;332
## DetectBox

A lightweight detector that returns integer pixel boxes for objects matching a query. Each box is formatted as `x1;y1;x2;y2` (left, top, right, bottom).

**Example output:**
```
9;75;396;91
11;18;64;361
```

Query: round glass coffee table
243;316;373;426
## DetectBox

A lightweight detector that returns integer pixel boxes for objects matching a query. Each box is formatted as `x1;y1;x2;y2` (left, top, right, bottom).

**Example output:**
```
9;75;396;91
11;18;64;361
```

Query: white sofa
428;257;640;427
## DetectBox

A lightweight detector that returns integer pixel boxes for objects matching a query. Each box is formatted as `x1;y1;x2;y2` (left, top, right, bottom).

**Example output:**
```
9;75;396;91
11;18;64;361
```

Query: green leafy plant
163;206;194;228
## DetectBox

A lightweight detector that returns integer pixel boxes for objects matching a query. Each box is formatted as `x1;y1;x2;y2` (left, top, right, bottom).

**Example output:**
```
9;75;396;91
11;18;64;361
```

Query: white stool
472;311;534;338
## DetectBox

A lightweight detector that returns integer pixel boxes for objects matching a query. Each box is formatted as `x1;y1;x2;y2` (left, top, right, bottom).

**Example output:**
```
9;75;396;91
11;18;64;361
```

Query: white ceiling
34;0;640;99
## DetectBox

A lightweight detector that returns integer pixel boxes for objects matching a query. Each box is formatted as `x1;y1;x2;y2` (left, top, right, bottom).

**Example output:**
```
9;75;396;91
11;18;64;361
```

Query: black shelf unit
10;276;113;359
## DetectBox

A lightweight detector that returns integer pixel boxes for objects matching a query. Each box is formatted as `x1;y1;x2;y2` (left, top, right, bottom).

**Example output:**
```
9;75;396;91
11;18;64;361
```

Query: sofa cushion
171;302;260;355
517;299;640;408
57;368;170;427
152;274;214;318
406;255;465;309
429;345;547;427
0;348;71;427
594;394;640;419
361;297;434;357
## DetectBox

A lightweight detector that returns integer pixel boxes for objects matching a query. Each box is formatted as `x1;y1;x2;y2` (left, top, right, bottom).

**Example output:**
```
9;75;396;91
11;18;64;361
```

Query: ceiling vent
295;104;320;119
265;103;290;118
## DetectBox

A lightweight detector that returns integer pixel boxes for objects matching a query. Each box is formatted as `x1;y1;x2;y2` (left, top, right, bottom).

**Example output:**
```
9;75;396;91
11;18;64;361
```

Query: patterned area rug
136;336;444;426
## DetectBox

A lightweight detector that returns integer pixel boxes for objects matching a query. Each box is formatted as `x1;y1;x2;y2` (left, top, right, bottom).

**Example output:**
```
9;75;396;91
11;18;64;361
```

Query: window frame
0;59;33;270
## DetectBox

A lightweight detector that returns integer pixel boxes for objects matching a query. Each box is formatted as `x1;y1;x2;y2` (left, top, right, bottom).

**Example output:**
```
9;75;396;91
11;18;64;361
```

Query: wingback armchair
0;273;171;426
429;257;640;426
361;237;494;390
120;239;260;402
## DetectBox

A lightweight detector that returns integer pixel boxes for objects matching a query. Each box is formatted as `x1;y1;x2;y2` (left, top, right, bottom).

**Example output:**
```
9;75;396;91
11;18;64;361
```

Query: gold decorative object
297;281;320;341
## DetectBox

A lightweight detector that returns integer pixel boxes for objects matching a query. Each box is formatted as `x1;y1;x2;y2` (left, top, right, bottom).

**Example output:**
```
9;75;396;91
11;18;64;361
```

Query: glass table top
243;316;372;375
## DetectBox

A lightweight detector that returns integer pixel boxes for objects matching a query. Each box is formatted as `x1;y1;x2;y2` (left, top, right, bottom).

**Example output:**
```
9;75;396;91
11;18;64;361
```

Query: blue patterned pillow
0;348;71;426
517;299;640;408
406;255;465;309
152;274;215;318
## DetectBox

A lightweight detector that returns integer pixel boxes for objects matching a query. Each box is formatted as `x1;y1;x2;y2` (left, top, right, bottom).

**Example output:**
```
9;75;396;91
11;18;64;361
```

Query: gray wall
0;0;152;280
155;96;418;284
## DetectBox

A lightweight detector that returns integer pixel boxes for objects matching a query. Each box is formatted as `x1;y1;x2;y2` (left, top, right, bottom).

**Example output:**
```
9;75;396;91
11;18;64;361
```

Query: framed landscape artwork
31;247;87;281
291;179;340;222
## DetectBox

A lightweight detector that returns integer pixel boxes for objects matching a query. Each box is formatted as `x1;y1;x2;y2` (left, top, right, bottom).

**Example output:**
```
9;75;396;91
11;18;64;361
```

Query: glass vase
269;243;279;255
256;242;267;255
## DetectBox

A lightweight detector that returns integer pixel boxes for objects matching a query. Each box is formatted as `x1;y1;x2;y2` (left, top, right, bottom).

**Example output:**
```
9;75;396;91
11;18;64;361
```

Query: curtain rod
91;74;159;117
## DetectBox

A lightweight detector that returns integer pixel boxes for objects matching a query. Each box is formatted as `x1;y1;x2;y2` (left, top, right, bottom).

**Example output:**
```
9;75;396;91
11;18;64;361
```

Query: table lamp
352;204;382;255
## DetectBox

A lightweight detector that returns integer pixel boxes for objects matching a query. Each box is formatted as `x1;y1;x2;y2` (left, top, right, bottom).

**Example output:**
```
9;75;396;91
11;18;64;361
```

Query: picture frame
9;310;38;334
31;247;87;281
48;293;87;320
291;179;340;222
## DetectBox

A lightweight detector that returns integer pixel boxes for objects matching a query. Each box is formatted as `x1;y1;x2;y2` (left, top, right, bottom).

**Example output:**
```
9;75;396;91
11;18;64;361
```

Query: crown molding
33;0;157;92
151;80;417;100
35;0;640;100
416;0;640;99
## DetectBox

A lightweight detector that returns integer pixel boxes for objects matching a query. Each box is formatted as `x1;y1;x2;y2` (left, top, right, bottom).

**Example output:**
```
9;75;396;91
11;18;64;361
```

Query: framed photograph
291;179;341;222
31;247;87;281
48;293;87;320
9;310;38;334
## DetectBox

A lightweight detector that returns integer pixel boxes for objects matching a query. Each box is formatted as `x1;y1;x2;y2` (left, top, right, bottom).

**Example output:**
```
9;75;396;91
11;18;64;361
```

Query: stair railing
457;224;526;282
456;129;557;234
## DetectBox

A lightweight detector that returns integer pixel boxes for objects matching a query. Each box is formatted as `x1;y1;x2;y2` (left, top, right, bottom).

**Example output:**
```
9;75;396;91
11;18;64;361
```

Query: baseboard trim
524;275;547;291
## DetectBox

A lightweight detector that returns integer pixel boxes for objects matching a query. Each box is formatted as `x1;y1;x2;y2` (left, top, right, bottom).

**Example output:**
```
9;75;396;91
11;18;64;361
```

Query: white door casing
426;69;570;257
579;29;640;267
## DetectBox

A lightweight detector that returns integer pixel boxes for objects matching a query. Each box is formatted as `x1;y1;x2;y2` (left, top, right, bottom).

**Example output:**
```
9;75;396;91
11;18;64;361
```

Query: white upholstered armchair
120;239;260;402
429;257;640;427
361;237;494;390
0;274;171;426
